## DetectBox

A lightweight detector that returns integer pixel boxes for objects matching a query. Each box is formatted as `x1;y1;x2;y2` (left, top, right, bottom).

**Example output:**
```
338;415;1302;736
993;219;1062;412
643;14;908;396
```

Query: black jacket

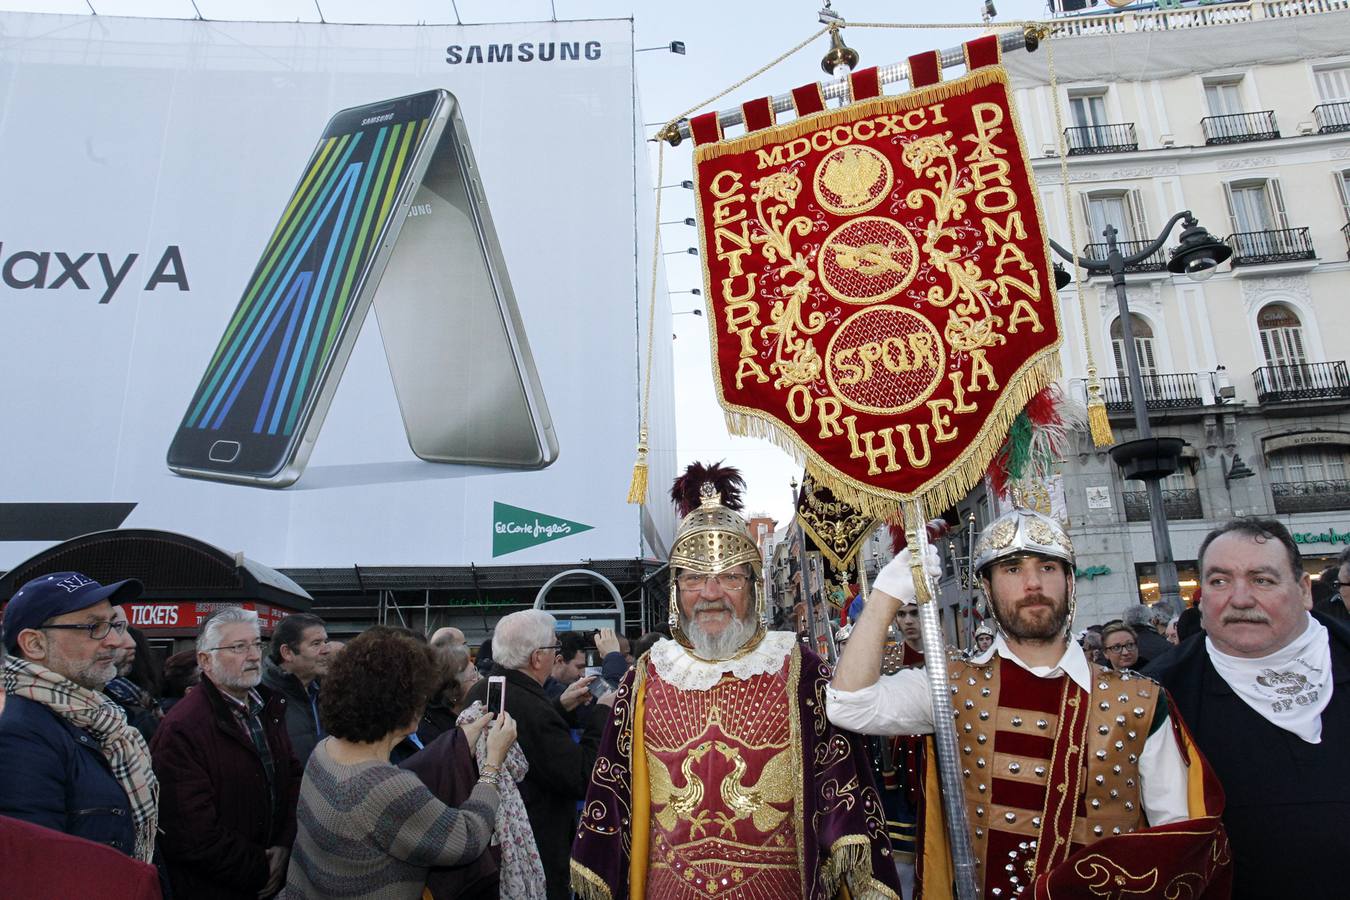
1149;612;1350;900
464;666;606;900
259;658;322;765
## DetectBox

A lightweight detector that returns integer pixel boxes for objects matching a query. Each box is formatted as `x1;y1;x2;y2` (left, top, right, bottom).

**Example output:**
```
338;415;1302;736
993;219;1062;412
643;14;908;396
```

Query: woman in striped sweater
280;627;517;900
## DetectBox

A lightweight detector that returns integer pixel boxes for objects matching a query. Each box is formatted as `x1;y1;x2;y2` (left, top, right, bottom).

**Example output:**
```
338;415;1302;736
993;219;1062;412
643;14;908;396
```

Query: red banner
693;50;1060;515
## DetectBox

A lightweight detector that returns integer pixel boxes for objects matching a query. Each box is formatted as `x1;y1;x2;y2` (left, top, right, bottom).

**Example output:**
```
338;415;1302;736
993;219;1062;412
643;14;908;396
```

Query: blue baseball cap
3;572;143;652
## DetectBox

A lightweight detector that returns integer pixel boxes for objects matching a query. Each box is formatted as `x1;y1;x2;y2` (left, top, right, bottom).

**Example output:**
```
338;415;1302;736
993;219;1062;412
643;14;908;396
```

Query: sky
3;0;1057;528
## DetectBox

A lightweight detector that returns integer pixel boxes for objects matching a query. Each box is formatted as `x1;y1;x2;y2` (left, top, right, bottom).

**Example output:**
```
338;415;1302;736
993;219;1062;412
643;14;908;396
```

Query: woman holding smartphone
280;627;517;899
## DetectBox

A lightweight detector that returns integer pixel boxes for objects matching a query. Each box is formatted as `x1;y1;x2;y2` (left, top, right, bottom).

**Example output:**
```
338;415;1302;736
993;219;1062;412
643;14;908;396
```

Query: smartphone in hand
486;675;506;715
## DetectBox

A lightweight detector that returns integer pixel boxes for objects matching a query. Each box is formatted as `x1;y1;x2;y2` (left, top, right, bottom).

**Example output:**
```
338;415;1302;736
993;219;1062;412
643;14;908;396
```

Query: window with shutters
1204;79;1245;117
1110;314;1158;377
1258;303;1310;393
1268;445;1350;512
1337;170;1350;222
1069;92;1110;149
1084;190;1147;244
1315;66;1350;103
1224;179;1293;261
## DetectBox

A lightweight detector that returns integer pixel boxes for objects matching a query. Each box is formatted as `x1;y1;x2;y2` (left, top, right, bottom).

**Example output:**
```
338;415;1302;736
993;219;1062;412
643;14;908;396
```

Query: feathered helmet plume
670;460;746;518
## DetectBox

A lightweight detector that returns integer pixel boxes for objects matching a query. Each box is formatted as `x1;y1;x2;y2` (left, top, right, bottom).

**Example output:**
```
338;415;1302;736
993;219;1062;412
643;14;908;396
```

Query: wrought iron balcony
1081;238;1169;275
1100;373;1207;412
1343;222;1350;259
1252;361;1350;404
1201;110;1279;145
1064;123;1139;155
1122;489;1203;523
1227;227;1316;265
1314;101;1350;134
1272;479;1350;514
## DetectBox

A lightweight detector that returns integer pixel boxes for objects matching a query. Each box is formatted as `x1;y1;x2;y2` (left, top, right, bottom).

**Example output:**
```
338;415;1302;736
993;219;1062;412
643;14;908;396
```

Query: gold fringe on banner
626;429;649;504
724;356;1060;523
1084;367;1114;448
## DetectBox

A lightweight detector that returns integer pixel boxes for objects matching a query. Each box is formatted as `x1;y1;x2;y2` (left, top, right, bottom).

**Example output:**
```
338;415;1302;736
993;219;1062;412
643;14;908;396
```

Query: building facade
979;0;1350;627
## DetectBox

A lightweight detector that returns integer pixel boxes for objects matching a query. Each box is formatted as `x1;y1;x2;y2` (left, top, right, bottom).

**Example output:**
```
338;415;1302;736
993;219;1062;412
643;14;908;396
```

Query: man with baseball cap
0;571;160;863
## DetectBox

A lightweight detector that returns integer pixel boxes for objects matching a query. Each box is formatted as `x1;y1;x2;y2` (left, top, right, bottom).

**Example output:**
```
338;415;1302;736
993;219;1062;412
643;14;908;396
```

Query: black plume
670;460;746;516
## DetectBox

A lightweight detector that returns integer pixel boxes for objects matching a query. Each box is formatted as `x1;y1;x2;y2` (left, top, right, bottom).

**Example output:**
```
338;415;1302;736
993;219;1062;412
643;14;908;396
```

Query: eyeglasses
1336;581;1350;590
535;644;562;656
40;619;128;641
1103;642;1137;654
676;572;750;591
205;640;265;655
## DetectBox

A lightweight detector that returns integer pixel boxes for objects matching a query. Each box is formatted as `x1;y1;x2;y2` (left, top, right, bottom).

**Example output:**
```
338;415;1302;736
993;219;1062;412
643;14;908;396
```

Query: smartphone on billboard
167;90;452;487
373;96;558;470
486;675;506;716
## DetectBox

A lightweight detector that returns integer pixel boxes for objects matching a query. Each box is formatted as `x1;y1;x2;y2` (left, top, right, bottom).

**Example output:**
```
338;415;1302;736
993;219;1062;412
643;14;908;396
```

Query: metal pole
1104;225;1183;616
907;499;979;900
810;553;840;664
661;27;1037;144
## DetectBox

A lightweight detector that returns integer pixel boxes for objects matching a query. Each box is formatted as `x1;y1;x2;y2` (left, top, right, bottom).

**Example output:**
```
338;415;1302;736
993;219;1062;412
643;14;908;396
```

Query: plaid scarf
3;656;159;862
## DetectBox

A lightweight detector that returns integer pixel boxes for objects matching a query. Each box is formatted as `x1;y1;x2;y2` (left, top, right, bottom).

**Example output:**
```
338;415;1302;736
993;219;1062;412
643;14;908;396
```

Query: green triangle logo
492;502;593;558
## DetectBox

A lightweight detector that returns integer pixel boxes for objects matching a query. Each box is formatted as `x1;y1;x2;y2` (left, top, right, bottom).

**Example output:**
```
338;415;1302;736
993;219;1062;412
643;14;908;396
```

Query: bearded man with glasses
151;606;302;900
0;571;159;863
572;463;902;900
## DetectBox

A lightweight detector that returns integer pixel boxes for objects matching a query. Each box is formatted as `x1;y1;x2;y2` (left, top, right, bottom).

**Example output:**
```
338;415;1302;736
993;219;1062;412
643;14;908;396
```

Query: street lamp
663;247;698;256
670;288;701;296
1047;211;1231;616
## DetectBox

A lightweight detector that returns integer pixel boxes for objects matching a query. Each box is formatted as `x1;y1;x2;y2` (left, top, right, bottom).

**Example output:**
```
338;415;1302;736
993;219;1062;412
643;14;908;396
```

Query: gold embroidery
814;145;893;215
647;743;712;836
711;741;794;834
1073;854;1160;899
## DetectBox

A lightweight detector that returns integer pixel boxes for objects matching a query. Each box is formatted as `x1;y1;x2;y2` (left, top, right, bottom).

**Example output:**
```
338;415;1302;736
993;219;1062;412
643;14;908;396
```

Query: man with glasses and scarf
571;463;901;900
0;571;159;863
151;606;302;900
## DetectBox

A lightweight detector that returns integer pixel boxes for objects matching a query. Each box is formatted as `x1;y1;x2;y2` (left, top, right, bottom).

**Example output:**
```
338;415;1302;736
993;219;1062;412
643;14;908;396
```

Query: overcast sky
4;0;1055;527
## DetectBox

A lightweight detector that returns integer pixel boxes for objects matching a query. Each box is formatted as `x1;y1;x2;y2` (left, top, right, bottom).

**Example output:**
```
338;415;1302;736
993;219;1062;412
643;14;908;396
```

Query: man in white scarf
1150;518;1350;900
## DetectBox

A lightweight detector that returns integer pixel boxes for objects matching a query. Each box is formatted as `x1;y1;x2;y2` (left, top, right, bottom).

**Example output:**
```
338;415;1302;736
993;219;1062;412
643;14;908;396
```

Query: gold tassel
626;430;649;505
1085;367;1114;448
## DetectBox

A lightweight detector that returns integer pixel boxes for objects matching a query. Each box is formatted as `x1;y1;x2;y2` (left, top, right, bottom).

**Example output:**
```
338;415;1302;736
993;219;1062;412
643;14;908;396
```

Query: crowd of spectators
0;575;665;900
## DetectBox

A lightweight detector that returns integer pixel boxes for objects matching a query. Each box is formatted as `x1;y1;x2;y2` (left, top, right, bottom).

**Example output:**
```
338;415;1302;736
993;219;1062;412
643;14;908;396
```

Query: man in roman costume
571;463;902;900
828;507;1232;897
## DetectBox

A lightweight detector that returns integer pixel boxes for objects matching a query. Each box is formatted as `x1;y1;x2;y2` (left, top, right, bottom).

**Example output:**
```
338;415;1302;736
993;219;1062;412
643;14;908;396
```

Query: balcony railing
1122;489;1203;523
1064;123;1139;155
1227;227;1316;265
1081;238;1169;275
1201;110;1279;145
1253;361;1350;403
1272;479;1350;514
1100;373;1207;412
1314;101;1350;134
1343;222;1350;259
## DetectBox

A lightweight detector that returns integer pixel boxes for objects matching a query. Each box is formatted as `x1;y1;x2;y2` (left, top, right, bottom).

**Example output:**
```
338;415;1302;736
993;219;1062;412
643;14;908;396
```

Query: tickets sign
691;38;1061;515
125;600;292;631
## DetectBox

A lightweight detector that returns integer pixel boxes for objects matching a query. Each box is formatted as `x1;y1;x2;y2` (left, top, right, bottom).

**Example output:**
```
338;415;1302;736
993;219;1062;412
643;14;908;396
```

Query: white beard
682;611;758;660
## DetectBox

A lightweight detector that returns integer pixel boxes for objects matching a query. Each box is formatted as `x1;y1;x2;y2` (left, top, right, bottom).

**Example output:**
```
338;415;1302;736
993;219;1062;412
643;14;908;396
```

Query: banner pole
907;498;979;900
809;553;840;665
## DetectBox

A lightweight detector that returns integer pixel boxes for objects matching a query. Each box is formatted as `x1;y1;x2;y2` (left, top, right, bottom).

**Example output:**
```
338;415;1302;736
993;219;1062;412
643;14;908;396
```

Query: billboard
0;13;675;569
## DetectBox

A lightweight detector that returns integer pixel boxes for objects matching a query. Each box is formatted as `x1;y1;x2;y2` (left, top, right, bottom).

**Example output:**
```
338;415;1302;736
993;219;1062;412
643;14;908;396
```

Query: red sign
125;601;290;631
691;39;1061;517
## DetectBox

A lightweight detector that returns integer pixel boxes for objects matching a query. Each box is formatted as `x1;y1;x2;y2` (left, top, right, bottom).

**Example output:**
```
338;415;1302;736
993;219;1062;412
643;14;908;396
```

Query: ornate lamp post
1048;212;1231;616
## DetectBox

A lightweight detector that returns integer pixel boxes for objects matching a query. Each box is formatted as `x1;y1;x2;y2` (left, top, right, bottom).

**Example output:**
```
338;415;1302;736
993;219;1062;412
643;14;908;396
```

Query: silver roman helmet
971;507;1077;632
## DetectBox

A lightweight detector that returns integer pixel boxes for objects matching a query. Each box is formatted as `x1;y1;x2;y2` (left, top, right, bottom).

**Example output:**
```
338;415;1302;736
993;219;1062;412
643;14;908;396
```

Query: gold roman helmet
971;507;1077;633
667;462;766;653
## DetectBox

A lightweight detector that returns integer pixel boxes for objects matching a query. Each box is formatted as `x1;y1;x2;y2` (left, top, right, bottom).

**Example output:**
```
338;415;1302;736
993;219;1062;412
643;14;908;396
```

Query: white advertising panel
0;13;674;568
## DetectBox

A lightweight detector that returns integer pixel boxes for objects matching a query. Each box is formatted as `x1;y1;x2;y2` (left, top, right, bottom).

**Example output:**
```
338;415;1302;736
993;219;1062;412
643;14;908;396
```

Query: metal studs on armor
978;734;988;744
1031;816;1041;828
1125;801;1135;811
1127;730;1137;740
1093;825;1103;836
1112;765;1122;775
1034;766;1045;777
1090;798;1100;809
964;723;973;732
1005;812;1017;823
968;677;977;686
964;745;972;754
979;710;990;720
1011;716;1023;727
1113;827;1122;835
1126;778;1136;788
965;700;975;709
978;783;987;793
1099;701;1110;711
981;688;991;697
1098;682;1109;690
976;828;984;837
1097;725;1109;735
1121;673;1131;681
1128;754;1139;764
985;669;993;679
1036;719;1048;729
1008;761;1021;774
991;890;1002;897
963;768;971;778
1109;789;1119;799
977;758;987;768
1118;694;1128;703
1115;714;1126;726
1095;750;1107;760
1114;740;1124;750
976;806;985;817
1133;707;1145;718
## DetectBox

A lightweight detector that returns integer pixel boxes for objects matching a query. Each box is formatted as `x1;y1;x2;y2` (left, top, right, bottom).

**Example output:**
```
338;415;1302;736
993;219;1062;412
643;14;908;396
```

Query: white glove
872;545;942;604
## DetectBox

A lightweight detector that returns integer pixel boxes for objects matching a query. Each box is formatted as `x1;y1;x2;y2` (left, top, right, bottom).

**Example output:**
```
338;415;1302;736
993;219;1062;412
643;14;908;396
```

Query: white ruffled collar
647;631;796;691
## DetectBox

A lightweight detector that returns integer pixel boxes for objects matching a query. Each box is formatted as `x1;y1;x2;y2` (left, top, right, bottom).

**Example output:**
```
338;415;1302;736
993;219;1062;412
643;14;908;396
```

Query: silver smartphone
168;90;453;487
374;96;558;470
486;675;506;715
